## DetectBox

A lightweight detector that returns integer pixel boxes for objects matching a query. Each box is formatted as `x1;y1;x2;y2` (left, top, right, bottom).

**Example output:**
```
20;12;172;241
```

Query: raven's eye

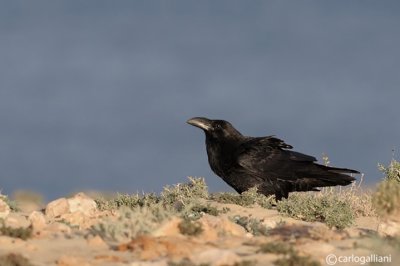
215;124;222;129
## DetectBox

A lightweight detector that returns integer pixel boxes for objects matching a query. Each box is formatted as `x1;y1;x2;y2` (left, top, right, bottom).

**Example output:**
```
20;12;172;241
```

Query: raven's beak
187;117;212;131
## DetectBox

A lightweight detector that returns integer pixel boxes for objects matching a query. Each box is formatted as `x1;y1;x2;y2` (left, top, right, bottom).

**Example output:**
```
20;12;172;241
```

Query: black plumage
187;117;359;200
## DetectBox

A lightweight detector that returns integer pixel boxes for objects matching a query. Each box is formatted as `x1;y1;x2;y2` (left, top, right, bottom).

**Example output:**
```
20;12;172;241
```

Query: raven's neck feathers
205;132;245;177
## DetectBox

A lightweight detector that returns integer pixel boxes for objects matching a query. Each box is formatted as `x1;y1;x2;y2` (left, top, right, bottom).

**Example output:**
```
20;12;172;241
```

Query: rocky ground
0;191;399;266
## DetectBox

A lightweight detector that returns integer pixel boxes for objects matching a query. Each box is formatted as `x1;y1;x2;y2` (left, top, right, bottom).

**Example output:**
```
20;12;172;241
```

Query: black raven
187;117;359;200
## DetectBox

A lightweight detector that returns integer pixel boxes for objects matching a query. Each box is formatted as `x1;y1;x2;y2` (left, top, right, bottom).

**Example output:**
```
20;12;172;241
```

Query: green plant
161;177;208;205
373;159;400;218
211;186;274;208
373;178;400;218
90;204;175;242
96;177;209;211
319;155;375;217
0;194;19;212
180;203;226;221
231;215;270;236
178;220;203;236
378;159;400;182
258;242;292;254
276;192;354;229
95;192;160;211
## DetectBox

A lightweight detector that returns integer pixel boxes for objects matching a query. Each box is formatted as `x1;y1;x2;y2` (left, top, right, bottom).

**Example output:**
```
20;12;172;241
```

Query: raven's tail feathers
293;164;359;191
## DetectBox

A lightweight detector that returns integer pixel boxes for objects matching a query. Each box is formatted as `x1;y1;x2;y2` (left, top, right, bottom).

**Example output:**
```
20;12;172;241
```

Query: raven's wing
236;136;317;176
235;136;356;192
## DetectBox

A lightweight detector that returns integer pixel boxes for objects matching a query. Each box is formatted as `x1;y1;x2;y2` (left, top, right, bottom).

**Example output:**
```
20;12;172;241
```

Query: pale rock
28;211;47;230
45;198;69;218
0;198;10;219
195;249;241;266
4;213;30;228
44;193;98;229
67;192;97;216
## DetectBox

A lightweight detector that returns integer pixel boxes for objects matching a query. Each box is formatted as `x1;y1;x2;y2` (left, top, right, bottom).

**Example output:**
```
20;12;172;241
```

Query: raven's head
187;117;243;140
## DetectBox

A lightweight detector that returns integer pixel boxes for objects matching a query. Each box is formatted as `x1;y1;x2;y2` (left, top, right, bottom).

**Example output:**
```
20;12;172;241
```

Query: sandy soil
0;195;398;266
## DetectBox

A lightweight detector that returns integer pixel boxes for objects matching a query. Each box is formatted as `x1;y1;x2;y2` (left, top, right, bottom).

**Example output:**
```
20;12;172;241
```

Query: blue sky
1;1;399;200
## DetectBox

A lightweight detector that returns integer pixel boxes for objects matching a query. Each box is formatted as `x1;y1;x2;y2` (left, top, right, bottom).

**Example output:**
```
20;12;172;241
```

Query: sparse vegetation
373;159;400;218
0;193;19;212
0;220;33;240
93;174;377;240
276;192;354;229
258;242;292;254
90;204;175;241
319;178;375;218
95;192;160;211
378;159;400;182
274;156;373;229
373;178;400;218
178;220;203;236
3;167;400;266
231;215;270;236
180;203;227;221
211;186;274;208
161;177;209;205
95;177;208;211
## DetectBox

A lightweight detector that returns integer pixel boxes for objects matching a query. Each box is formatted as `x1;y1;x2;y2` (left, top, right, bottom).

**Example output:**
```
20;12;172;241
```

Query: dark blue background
1;1;399;199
